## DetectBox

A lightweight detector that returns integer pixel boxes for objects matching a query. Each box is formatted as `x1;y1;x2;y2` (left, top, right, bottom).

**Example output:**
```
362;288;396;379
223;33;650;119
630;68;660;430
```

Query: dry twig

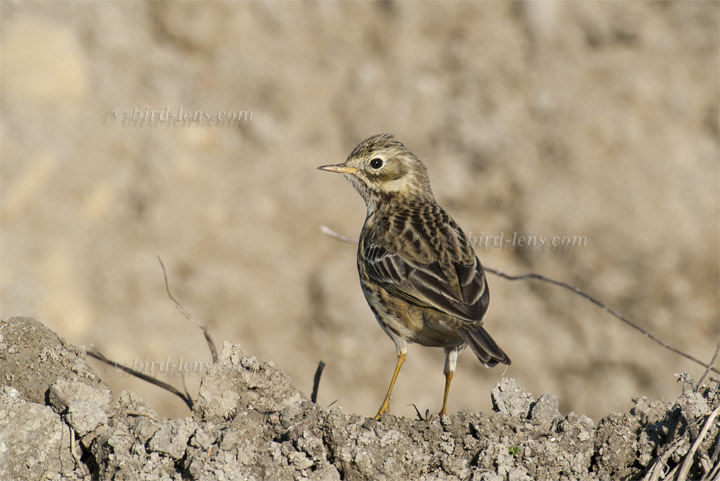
312;361;326;404
696;338;720;390
86;257;218;413
642;435;685;481
87;347;194;410
677;405;720;480
157;255;218;363
485;267;720;376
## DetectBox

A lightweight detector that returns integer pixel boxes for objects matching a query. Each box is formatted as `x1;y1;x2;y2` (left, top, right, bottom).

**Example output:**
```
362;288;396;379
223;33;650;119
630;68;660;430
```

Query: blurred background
1;1;718;421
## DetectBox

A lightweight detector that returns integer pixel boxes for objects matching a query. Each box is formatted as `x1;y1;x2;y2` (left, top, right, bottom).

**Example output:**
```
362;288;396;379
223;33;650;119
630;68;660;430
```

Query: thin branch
179;371;192;407
320;225;720;376
696;338;720;389
87;348;193;410
484;267;720;376
704;437;720;481
707;428;720;481
410;403;431;422
642;436;684;481
157;255;218;363
312;361;326;404
677;405;720;480
68;424;80;469
320;225;358;244
680;403;711;475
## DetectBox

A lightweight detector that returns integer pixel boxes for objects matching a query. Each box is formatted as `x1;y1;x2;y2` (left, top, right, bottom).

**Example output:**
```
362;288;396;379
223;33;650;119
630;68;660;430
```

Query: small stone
530;393;561;426
147;417;197;459
47;379;112;435
491;378;534;418
361;418;377;430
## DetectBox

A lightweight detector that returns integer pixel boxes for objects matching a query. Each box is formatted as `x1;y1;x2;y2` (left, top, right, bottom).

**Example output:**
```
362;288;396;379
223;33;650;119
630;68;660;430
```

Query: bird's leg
439;371;453;417
439;348;459;417
374;351;406;420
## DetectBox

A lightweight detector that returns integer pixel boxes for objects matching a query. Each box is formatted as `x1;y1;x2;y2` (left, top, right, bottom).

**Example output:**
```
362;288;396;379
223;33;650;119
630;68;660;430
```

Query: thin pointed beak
317;163;358;174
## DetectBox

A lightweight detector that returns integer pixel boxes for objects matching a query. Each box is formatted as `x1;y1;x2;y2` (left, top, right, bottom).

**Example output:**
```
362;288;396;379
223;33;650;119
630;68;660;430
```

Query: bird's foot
374;399;391;420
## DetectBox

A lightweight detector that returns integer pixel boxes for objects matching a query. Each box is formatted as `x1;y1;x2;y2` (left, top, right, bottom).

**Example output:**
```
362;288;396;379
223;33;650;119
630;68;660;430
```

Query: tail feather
461;326;510;367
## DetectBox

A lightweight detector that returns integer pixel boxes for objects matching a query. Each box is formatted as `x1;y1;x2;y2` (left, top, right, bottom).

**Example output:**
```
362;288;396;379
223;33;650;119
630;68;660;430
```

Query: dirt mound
2;317;718;480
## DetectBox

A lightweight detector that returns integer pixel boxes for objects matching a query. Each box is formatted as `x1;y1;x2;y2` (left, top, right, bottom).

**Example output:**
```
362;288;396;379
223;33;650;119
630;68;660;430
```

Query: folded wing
364;242;489;324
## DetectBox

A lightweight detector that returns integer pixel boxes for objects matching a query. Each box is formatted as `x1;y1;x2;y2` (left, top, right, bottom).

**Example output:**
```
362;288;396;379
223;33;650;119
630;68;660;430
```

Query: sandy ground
1;2;718;422
3;317;719;480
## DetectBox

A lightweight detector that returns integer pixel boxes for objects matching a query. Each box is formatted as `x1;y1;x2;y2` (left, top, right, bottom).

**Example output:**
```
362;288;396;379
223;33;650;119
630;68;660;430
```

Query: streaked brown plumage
319;134;510;419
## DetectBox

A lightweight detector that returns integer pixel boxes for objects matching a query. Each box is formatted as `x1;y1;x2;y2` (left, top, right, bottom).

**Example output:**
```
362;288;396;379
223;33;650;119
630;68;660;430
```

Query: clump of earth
2;317;718;480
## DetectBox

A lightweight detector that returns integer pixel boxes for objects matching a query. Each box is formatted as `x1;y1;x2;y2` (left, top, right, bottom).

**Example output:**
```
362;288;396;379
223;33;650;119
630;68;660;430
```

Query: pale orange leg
439;370;453;417
374;352;406;420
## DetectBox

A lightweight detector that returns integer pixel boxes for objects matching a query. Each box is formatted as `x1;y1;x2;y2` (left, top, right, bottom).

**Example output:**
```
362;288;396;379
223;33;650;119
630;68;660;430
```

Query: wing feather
363;240;489;323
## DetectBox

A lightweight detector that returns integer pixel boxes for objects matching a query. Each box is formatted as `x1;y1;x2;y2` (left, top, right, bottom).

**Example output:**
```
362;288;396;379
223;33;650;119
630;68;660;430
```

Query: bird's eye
369;158;383;169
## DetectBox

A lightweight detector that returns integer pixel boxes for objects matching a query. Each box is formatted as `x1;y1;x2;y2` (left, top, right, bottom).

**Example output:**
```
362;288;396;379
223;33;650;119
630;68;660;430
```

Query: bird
318;133;510;419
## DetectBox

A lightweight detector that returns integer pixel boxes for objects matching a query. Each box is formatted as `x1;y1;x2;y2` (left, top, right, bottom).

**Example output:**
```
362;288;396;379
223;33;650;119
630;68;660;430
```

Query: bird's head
318;134;434;212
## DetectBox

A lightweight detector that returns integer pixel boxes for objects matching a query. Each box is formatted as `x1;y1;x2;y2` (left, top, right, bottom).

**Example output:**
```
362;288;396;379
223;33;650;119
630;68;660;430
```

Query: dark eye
369;158;383;169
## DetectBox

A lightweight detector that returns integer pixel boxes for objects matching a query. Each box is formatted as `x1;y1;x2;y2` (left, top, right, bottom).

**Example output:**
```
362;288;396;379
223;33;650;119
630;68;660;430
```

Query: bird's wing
364;241;489;323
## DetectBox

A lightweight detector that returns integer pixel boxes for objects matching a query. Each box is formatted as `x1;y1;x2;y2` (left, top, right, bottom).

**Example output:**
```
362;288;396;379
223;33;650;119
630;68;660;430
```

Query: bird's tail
461;326;511;367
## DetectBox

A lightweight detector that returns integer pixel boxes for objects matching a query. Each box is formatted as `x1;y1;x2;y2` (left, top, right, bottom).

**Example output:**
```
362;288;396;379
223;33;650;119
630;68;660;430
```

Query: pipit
318;134;510;419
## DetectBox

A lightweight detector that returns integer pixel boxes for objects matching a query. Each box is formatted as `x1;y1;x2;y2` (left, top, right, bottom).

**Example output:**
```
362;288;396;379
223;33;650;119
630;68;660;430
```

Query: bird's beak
317;163;358;174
